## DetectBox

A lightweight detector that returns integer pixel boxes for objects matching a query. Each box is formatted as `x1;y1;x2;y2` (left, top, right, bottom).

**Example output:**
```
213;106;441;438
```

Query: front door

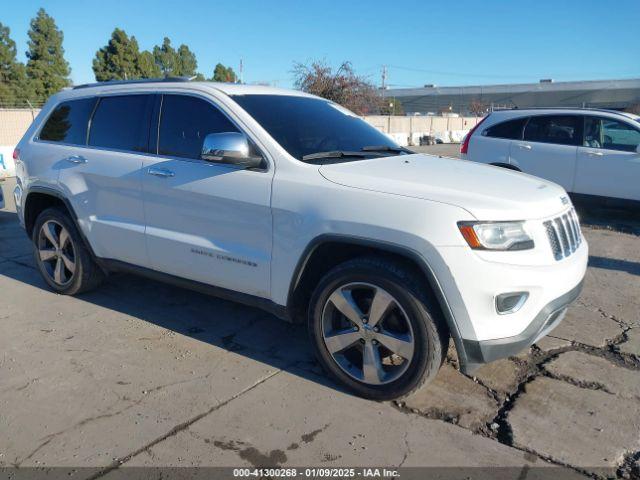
141;93;273;298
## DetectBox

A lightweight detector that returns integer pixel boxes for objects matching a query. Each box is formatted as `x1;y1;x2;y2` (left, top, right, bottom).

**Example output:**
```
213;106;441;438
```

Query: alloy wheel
321;282;415;385
37;220;76;286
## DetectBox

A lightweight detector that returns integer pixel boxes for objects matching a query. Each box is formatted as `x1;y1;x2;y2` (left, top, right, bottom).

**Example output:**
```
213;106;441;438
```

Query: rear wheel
33;207;104;295
308;257;448;400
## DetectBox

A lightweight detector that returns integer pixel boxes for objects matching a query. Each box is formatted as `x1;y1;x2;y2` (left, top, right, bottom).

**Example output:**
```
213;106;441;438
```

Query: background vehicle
461;108;640;206
13;80;587;400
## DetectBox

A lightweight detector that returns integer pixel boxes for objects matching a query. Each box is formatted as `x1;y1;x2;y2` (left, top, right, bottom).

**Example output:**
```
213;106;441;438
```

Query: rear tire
308;257;448;400
32;207;104;295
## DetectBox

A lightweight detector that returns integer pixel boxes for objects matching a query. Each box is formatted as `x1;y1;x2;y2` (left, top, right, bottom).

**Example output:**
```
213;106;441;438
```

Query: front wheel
308;257;448;400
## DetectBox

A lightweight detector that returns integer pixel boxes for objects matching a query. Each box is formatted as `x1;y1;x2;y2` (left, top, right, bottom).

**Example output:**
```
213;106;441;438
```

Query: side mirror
201;132;264;169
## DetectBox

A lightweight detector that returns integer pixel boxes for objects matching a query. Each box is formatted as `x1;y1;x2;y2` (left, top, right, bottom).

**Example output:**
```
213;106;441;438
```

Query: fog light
495;292;528;315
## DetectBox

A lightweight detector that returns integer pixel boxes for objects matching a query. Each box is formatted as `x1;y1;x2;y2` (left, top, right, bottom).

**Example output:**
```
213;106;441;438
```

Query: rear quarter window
39;98;97;145
482;117;527;139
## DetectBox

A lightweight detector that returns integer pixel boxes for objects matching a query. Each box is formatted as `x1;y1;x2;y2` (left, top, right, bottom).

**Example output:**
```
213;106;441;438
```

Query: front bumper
460;279;583;374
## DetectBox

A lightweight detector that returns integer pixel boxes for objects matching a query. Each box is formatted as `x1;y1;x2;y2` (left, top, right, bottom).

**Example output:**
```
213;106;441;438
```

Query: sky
3;0;640;88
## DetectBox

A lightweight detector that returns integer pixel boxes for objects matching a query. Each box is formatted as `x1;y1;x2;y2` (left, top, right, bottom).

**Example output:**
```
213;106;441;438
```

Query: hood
319;154;570;220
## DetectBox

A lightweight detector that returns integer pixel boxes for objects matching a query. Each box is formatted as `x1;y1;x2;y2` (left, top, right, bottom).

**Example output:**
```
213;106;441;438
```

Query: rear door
57;93;154;266
575;115;640;201
472;116;527;164
509;114;582;191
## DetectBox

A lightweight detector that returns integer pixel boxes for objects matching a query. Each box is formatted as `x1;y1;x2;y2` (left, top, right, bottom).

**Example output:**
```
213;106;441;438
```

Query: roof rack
497;106;628;115
73;76;196;90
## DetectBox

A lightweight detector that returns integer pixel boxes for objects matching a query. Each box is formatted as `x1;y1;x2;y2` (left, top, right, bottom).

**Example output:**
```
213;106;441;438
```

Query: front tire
308;257;448;400
32;207;104;295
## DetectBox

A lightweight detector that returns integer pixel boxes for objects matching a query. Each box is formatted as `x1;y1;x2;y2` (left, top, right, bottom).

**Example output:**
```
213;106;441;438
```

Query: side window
88;95;154;152
483;117;527;140
39;98;97;144
523;115;581;146
591;117;640;152
158;95;239;159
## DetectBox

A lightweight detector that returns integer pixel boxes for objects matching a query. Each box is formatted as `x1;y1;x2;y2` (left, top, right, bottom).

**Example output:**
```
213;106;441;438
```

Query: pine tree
153;37;177;76
93;28;143;81
176;44;197;77
212;63;237;83
25;8;70;101
138;50;161;78
0;22;35;107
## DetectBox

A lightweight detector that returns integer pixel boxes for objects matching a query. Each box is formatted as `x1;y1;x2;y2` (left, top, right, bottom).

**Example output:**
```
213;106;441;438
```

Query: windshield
230;94;402;161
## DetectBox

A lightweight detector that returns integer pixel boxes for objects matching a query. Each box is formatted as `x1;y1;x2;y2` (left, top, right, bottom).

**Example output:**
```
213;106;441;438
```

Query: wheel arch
24;186;99;260
287;234;471;371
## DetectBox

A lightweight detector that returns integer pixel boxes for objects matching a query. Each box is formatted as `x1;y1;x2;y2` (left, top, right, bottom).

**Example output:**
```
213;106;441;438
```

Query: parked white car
461;108;640;206
14;80;587;399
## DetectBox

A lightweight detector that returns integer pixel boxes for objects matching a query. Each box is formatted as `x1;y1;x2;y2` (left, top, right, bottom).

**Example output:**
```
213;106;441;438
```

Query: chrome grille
544;209;582;260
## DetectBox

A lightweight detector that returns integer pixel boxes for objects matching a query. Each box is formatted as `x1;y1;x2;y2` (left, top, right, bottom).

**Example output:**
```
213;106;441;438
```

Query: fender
286;233;475;374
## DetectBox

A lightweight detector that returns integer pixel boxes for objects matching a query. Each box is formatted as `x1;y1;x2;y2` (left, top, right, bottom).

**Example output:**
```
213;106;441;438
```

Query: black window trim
153;91;270;172
86;93;156;155
33;90;271;171
482;117;527;140
582;114;640;153
522;113;584;147
34;95;98;147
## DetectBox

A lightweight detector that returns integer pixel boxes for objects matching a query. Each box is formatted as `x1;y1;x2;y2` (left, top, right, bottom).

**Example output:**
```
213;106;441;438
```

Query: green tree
153;37;177;76
211;63;237;83
0;22;34;106
25;8;70;101
138;50;161;78
176;44;197;77
92;28;143;81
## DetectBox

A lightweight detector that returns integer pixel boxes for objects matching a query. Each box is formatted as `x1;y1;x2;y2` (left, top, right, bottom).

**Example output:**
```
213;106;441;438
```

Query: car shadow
573;200;640;236
0;209;346;396
589;256;640;276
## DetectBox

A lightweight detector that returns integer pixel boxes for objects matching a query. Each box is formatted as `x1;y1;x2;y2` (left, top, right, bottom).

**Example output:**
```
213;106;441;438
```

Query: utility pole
239;58;244;84
381;65;387;90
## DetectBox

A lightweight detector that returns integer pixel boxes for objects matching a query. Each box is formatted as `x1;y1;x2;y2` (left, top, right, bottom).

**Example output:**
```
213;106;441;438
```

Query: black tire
32;207;105;295
308;257;448;401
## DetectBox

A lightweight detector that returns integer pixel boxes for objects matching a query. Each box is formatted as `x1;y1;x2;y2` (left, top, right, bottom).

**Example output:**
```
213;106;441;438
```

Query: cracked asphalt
1;150;639;479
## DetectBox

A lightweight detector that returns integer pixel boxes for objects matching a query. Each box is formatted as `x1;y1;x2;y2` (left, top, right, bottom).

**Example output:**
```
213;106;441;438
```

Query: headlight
458;221;534;251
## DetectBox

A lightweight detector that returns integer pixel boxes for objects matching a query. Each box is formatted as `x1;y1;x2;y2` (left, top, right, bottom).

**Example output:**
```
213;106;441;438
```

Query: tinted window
158;95;239;159
483;118;526;139
89;95;153;152
524;115;581;146
231;94;400;161
39;98;97;144
584;116;640;152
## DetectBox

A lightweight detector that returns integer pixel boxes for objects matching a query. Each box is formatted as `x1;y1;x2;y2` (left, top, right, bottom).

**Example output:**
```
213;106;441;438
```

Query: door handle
65;155;87;164
147;167;175;178
517;144;532;150
587;150;604;157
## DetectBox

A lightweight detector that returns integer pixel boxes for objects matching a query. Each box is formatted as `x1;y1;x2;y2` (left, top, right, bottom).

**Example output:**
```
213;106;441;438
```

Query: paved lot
1;154;639;479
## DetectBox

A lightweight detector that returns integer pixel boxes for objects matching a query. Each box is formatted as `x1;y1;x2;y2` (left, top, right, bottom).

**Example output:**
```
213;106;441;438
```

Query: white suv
13;79;587;400
461;108;640;206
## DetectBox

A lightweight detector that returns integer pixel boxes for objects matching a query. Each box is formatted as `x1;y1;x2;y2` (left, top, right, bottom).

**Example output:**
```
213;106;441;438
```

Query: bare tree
292;60;382;115
625;103;640;115
468;99;489;116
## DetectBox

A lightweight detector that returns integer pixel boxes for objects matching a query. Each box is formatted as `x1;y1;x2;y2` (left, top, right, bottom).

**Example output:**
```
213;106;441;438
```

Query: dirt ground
1;151;639;478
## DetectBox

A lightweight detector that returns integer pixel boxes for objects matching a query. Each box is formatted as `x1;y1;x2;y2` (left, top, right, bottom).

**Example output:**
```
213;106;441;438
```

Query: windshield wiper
302;150;372;161
361;145;413;154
